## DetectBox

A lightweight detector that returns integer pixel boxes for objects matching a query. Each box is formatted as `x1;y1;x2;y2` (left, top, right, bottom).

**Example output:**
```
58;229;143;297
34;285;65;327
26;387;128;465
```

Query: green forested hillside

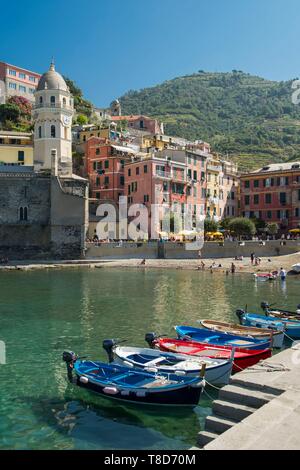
119;71;300;171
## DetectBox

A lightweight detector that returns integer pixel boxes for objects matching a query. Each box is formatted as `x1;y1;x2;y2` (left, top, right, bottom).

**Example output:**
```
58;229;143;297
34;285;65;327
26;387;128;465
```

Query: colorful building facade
240;162;300;230
0;61;41;104
84;137;136;202
0;131;33;166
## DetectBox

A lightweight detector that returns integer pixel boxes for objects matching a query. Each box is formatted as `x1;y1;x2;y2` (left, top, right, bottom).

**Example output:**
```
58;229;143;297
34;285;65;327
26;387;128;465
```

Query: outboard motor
62;351;77;382
261;301;270;312
145;332;157;349
297;304;300;313
235;309;245;325
102;339;117;363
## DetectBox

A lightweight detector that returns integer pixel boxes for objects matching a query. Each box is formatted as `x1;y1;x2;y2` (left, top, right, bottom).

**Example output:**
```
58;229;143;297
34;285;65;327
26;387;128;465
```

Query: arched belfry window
50;96;55;106
63;97;66;107
39;96;43;104
38;126;42;138
51;125;56;138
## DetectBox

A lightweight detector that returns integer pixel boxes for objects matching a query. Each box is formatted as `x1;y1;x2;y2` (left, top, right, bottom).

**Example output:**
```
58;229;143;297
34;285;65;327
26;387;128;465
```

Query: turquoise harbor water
0;268;299;450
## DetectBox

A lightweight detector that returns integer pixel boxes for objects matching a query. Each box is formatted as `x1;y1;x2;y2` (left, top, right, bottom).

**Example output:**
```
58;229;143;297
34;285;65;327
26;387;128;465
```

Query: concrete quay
198;345;300;450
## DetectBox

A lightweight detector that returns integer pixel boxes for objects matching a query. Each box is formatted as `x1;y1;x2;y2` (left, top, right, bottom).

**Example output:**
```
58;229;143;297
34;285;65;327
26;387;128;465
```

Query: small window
50;96;55;106
39;96;43;104
19;206;28;221
254;180;259;188
128;168;131;177
244;180;250;188
136;167;139;175
18;151;24;162
96;148;100;155
51;125;56;138
105;160;109;169
63;97;66;107
120;176;124;186
265;193;272;204
244;195;250;205
144;165;148;173
254;194;259;204
38;126;42;138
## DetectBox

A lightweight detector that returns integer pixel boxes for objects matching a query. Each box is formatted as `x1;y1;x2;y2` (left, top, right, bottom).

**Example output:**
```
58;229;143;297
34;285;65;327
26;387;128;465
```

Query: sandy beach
0;251;299;274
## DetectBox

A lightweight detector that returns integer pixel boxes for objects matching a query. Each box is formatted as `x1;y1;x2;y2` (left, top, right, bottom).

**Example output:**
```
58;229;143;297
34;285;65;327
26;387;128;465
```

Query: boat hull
175;325;271;350
156;339;271;373
114;347;233;386
74;373;202;406
200;319;284;349
238;313;300;340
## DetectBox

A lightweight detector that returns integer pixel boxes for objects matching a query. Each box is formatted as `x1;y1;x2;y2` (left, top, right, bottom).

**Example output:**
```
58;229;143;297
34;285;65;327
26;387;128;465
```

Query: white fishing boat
103;343;234;386
292;263;300;273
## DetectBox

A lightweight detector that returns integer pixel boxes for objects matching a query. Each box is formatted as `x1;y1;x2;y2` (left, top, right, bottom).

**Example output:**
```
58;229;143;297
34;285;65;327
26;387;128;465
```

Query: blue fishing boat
236;310;300;340
62;351;205;407
175;325;271;350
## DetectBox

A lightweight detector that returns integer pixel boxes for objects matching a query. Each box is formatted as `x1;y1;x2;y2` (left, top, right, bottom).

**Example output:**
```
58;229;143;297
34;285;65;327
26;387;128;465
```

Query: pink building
110;115;163;134
125;148;208;235
0;61;41;104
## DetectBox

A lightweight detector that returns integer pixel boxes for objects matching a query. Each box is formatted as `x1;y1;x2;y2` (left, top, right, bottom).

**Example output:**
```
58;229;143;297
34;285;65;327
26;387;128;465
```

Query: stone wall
0;172;88;260
85;240;300;260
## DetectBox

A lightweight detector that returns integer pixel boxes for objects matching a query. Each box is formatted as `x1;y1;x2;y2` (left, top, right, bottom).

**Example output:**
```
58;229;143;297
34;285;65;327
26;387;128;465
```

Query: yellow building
206;157;223;220
0;131;33;166
77;126;109;144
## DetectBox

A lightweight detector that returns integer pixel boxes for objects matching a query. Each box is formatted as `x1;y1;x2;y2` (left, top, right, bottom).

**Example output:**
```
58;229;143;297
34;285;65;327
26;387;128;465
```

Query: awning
111;145;137;154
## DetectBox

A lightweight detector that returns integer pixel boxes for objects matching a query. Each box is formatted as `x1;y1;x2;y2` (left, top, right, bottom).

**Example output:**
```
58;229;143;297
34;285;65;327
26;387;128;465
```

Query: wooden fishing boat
175;325;271;350
62;351;205;407
106;344;233;385
261;301;300;319
200;319;284;349
146;336;271;373
237;310;300;339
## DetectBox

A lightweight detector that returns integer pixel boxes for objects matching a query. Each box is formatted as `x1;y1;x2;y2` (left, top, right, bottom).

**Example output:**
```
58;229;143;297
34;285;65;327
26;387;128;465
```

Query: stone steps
205;414;238;434
229;376;283;396
197;430;220;447
218;384;276;408
212;399;257;421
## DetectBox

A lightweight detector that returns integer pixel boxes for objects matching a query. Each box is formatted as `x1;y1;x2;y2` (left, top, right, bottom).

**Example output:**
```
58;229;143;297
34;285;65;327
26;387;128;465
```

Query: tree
220;217;233;231
76;114;88;125
228;217;256;239
0;103;20;124
266;222;279;239
204;219;219;233
7;96;31;120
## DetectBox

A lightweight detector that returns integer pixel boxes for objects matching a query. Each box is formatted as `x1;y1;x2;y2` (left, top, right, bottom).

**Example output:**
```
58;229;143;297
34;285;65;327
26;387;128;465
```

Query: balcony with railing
33;102;73;111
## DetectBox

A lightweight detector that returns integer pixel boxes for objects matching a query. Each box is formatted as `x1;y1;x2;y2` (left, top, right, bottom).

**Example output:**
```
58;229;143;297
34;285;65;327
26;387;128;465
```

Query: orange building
84;137;136;203
240;162;300;230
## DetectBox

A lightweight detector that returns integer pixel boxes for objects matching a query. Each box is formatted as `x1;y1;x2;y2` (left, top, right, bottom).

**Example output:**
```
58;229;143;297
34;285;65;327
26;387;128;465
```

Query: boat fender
120;390;130;396
174;370;186;376
136;390;147;397
79;376;89;384
123;360;134;368
192;379;206;388
103;386;119;395
145;367;158;373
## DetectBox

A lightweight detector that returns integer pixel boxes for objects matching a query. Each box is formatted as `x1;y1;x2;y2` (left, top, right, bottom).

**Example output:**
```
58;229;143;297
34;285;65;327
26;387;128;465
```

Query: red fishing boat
151;337;271;373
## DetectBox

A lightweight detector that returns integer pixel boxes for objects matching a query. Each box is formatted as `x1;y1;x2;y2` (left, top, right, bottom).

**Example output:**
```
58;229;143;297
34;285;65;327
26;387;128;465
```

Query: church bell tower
33;61;74;175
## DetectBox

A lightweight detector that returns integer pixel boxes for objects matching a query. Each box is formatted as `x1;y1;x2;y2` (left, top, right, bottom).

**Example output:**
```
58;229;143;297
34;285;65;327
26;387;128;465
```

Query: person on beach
231;263;236;274
280;267;287;280
140;259;146;265
251;253;255;265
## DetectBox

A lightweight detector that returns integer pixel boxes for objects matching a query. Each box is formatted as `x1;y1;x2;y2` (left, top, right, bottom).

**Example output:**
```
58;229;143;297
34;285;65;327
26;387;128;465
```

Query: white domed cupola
33;61;74;175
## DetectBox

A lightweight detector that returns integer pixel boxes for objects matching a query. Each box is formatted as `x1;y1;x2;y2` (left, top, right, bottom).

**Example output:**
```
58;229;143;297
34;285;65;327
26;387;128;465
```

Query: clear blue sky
1;0;300;107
